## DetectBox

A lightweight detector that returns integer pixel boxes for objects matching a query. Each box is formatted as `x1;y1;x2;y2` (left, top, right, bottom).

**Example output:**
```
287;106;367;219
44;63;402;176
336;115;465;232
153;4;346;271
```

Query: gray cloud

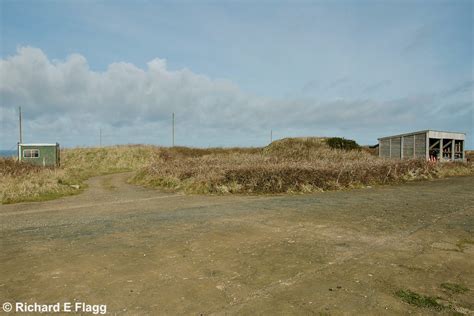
362;80;392;94
1;47;472;148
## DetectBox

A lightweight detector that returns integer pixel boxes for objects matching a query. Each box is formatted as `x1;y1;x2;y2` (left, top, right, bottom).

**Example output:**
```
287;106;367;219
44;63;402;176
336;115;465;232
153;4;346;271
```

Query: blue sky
1;0;473;149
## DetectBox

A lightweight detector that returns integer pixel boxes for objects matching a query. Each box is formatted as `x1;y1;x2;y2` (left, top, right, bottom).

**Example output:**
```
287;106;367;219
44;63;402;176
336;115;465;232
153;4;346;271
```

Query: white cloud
1;46;472;148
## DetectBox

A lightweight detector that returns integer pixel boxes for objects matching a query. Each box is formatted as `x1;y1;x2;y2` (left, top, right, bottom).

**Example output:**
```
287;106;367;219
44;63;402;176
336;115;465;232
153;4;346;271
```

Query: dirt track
1;173;473;315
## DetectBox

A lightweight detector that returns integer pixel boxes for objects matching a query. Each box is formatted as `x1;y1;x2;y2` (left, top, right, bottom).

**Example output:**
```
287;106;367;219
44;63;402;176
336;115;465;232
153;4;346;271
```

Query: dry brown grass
133;152;434;194
132;139;473;194
2;141;472;203
61;145;159;180
0;145;158;204
466;150;474;162
1;158;44;176
0;159;73;204
434;161;474;177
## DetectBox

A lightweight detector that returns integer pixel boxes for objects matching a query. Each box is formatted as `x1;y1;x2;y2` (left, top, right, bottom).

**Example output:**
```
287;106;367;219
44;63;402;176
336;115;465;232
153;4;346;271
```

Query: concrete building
378;130;465;161
18;143;60;167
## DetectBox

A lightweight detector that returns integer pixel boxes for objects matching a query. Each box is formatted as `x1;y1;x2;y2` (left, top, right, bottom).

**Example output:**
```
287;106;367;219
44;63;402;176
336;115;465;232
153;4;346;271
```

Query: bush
132;145;442;194
326;137;360;150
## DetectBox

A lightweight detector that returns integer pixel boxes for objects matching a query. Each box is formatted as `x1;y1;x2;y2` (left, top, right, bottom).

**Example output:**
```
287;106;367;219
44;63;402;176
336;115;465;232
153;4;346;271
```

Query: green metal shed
18;143;60;167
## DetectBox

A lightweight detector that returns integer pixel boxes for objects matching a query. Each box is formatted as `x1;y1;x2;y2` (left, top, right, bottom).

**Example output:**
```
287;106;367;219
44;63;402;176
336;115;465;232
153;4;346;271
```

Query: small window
23;149;40;158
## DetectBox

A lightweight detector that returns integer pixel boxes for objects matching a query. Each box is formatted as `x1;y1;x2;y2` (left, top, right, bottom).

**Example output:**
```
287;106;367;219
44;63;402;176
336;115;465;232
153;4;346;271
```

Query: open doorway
429;138;441;160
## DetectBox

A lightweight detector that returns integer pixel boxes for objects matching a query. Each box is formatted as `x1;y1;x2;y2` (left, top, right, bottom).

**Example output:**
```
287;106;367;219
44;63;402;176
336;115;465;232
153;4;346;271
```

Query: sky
0;0;473;149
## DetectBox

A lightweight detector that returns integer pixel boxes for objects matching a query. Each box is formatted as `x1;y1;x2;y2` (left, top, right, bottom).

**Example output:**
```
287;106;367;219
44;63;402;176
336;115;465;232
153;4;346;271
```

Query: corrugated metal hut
18;143;60;167
378;130;465;161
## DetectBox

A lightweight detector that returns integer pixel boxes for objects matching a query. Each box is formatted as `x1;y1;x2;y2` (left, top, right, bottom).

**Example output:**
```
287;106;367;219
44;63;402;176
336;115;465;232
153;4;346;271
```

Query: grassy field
1;139;473;204
0;146;158;204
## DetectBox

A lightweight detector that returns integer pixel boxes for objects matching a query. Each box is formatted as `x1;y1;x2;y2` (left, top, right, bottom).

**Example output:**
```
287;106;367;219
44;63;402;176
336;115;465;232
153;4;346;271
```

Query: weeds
440;283;469;294
132;139;457;194
395;289;445;310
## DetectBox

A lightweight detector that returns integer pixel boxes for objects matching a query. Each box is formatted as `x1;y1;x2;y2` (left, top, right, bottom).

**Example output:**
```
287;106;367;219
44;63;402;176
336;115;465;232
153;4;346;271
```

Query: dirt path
1;174;473;315
0;173;183;217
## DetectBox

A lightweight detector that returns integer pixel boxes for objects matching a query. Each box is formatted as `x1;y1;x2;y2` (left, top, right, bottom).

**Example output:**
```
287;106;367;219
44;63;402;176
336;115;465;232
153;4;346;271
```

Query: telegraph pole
19;106;23;144
270;129;273;143
172;112;175;147
99;128;102;147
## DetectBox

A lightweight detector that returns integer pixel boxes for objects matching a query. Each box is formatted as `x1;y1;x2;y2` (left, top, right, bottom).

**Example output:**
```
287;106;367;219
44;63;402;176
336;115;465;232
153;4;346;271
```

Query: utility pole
270;129;273;143
19;106;23;144
99;128;102;147
172;112;175;147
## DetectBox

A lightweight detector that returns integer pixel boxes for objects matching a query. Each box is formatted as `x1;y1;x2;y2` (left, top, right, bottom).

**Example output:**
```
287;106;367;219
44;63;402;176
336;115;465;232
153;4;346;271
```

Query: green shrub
326;137;360;150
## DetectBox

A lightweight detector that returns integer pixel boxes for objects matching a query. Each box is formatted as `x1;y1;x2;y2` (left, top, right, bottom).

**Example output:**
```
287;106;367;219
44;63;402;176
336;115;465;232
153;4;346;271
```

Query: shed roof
378;130;465;140
19;143;58;147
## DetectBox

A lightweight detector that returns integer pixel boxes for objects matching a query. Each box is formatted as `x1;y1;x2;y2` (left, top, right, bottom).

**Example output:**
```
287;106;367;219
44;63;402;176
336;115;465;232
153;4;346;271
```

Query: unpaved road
1;173;473;315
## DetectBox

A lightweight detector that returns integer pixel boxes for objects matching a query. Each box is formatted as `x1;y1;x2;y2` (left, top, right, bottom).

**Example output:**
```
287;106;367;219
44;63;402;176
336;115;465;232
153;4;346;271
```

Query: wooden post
451;139;455;161
413;134;416;158
401;136;404;159
439;138;443;160
425;133;429;161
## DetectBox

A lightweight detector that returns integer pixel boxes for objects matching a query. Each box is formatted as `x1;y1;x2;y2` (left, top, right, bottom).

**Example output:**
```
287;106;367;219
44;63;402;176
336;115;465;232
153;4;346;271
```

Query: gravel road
1;173;473;315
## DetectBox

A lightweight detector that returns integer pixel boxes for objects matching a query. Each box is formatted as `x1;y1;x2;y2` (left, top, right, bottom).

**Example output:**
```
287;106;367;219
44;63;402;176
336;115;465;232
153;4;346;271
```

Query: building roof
19;143;58;147
378;130;466;140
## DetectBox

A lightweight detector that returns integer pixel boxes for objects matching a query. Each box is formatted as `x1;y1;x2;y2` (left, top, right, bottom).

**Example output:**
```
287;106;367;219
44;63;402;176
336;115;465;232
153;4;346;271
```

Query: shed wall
414;134;426;158
379;139;390;158
391;137;401;159
403;135;414;158
20;145;58;166
378;131;464;161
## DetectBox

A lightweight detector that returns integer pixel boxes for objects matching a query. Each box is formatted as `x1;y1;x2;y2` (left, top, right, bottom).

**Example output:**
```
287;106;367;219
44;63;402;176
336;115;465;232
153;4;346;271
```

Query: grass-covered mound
132;138;467;194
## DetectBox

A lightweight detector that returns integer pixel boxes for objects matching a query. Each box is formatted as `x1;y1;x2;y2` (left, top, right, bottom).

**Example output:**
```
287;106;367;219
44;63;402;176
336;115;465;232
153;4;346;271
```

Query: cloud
362;80;392;94
1;46;472;148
